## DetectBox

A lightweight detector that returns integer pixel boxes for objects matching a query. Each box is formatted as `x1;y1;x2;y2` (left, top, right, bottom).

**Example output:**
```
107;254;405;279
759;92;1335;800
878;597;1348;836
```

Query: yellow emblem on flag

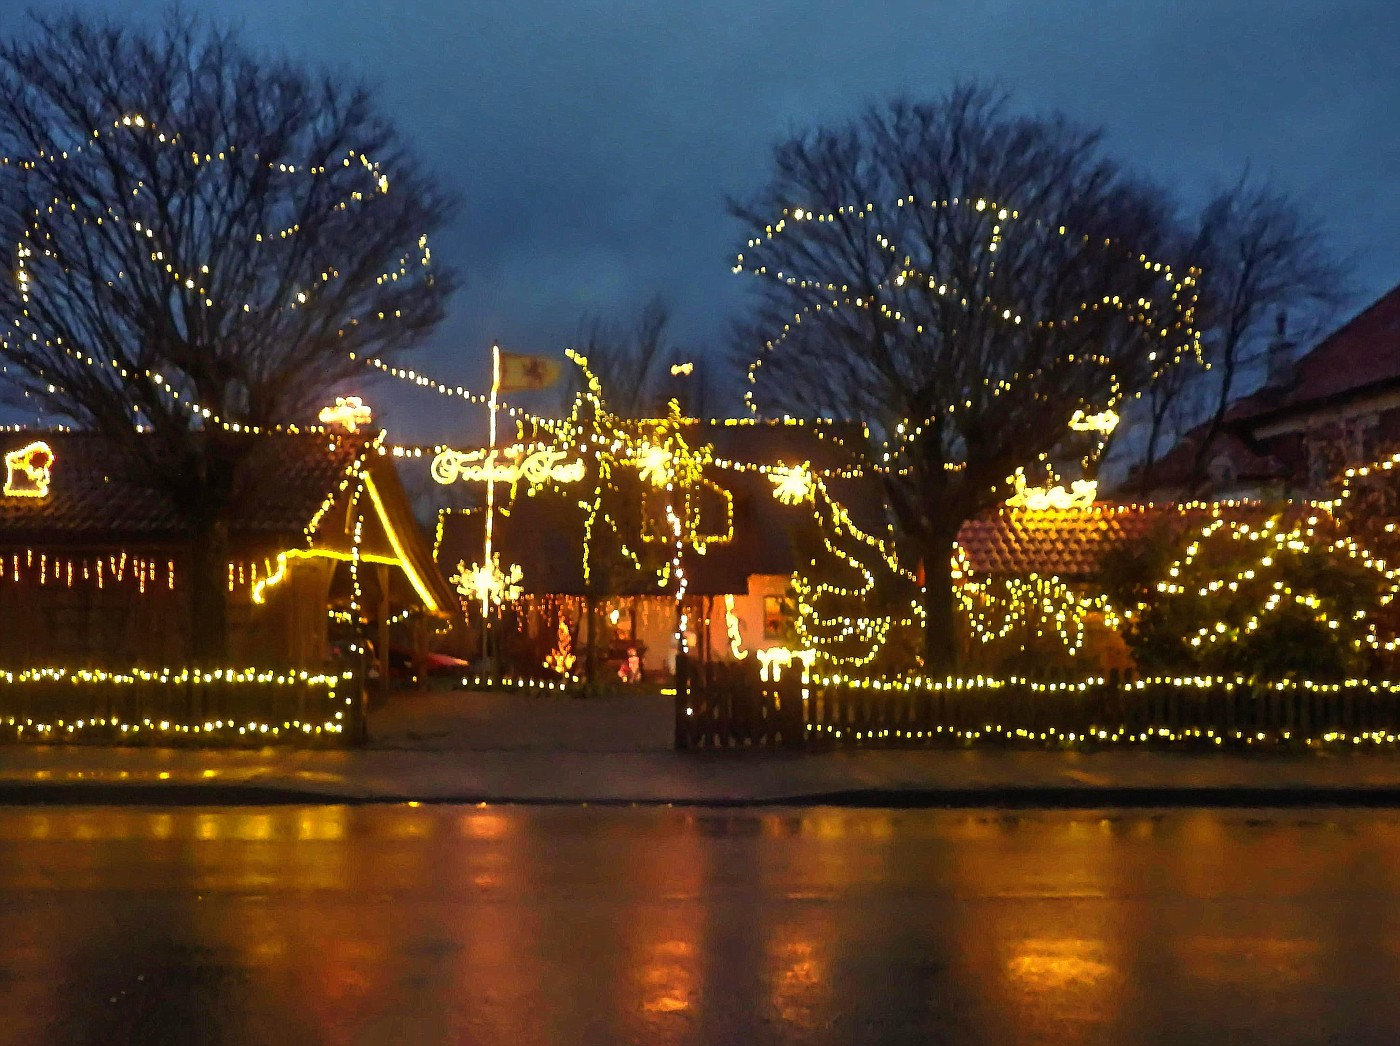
498;352;561;392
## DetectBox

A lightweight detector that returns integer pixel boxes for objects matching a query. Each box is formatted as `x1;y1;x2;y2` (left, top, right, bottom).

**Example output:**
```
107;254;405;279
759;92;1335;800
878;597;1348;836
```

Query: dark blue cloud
3;0;1395;441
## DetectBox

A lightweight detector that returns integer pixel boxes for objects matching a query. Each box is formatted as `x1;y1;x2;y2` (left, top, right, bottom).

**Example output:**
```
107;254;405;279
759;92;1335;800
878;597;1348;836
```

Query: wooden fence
0;668;359;746
675;663;1400;749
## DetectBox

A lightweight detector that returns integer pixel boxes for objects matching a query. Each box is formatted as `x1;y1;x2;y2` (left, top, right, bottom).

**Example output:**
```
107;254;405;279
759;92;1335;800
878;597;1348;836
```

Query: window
762;594;791;640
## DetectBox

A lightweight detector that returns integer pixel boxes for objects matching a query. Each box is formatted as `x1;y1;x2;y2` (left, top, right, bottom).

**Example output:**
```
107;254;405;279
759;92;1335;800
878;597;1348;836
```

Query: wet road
2;807;1399;1045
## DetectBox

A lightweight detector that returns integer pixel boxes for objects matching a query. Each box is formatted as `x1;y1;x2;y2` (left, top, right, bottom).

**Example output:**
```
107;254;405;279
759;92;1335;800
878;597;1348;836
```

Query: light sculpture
3;441;53;498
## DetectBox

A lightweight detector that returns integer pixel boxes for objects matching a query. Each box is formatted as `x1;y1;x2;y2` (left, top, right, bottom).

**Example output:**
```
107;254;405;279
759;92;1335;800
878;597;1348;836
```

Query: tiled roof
1242;283;1400;419
1129;429;1288;494
0;430;369;545
955;503;1247;578
1192;283;1400;432
1131;282;1400;496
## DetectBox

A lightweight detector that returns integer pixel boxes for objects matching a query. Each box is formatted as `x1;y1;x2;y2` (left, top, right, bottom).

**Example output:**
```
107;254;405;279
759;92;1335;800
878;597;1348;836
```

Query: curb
8;783;1400;808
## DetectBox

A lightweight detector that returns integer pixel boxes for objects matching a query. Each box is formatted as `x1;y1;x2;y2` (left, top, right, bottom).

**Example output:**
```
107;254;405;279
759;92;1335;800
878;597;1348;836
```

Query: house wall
232;557;336;666
1247;397;1400;497
613;574;799;675
515;573;797;681
0;580;187;669
1253;388;1400;441
0;552;336;670
721;574;793;659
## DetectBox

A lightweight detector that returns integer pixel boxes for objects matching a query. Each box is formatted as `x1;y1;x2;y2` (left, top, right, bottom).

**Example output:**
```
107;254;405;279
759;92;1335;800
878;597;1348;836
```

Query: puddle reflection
2;807;1400;1044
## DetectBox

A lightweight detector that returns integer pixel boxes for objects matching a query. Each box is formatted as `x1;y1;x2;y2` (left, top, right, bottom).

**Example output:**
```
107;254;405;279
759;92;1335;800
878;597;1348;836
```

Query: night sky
2;1;1396;441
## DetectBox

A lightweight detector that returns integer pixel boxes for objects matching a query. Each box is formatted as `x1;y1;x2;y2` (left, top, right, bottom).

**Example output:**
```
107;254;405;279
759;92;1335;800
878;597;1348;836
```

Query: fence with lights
1;667;362;745
674;661;1400;749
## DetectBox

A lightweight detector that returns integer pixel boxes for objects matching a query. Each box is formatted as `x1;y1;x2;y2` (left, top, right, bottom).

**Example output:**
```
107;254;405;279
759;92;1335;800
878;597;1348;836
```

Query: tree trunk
919;529;959;674
188;517;230;666
1189;347;1239;492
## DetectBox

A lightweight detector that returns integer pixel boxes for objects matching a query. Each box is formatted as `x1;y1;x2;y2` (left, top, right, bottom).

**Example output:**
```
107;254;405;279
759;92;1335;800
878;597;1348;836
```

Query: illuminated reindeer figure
3;441;54;499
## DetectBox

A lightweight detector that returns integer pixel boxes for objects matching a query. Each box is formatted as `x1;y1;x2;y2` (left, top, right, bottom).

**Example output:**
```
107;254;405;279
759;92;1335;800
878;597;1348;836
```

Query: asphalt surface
3;806;1400;1044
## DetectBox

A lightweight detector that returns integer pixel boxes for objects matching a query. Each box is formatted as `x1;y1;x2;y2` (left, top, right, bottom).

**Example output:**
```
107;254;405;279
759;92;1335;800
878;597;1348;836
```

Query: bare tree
565;297;708;418
0;14;454;659
1134;351;1205;481
1186;172;1350;487
730;85;1199;669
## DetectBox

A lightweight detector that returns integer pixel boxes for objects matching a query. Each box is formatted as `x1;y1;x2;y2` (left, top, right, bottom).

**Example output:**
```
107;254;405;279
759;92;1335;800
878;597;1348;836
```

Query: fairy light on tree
0;13;454;662
731;83;1201;670
1114;509;1399;679
544;617;576;677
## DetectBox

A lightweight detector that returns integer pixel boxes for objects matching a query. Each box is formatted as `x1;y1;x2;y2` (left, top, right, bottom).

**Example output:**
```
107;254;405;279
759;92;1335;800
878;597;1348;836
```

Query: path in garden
365;687;674;752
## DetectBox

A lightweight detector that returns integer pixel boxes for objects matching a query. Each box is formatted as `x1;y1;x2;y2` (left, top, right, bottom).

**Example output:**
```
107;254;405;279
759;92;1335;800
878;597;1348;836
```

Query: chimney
1265;311;1295;389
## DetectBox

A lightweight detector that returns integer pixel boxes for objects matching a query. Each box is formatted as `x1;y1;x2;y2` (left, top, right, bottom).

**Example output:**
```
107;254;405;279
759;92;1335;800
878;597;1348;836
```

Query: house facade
1137;282;1400;500
431;419;873;681
0;429;454;679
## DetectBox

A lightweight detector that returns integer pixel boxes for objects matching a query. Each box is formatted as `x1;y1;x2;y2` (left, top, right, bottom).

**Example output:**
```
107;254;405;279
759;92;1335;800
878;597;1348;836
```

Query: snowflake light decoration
452;553;523;609
768;463;814;505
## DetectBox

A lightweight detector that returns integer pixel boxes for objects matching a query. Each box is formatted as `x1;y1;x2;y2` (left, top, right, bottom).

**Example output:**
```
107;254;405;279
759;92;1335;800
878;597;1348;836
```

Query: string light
734;195;1201;416
724;594;748;660
951;544;1114;657
765;673;1400;749
2;111;435;437
1141;507;1399;666
0;667;350;739
459;673;577;692
0;551;174;591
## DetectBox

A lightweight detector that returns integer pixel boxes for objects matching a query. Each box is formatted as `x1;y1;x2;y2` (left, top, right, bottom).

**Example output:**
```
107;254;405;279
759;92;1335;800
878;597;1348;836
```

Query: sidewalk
7;688;1400;806
7;744;1400;806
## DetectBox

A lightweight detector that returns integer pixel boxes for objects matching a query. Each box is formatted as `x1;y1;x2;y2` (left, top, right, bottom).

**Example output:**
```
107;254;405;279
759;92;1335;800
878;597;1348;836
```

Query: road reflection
2;806;1400;1044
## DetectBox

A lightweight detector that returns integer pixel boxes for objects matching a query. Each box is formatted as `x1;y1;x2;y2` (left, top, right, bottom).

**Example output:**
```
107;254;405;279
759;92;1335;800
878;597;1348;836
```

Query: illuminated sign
3;441;54;499
431;445;585;487
756;646;815;682
1069;408;1119;434
724;594;748;660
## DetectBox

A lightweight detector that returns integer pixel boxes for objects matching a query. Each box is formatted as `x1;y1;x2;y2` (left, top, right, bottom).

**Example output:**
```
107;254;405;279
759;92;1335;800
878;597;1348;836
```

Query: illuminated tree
544;616;575;677
954;548;1117;673
731;84;1199;669
0;14;454;659
1117;511;1397;680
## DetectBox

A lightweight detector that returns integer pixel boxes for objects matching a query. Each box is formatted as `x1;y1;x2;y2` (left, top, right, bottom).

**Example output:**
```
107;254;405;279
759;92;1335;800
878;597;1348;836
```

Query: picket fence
673;662;1400;749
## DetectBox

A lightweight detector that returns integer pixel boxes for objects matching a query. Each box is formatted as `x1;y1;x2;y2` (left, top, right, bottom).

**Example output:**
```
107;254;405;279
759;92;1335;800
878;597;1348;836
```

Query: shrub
1108;510;1396;680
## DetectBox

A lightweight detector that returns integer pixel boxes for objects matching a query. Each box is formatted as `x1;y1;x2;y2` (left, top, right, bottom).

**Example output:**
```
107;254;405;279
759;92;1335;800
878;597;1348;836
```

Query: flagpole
482;344;500;665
